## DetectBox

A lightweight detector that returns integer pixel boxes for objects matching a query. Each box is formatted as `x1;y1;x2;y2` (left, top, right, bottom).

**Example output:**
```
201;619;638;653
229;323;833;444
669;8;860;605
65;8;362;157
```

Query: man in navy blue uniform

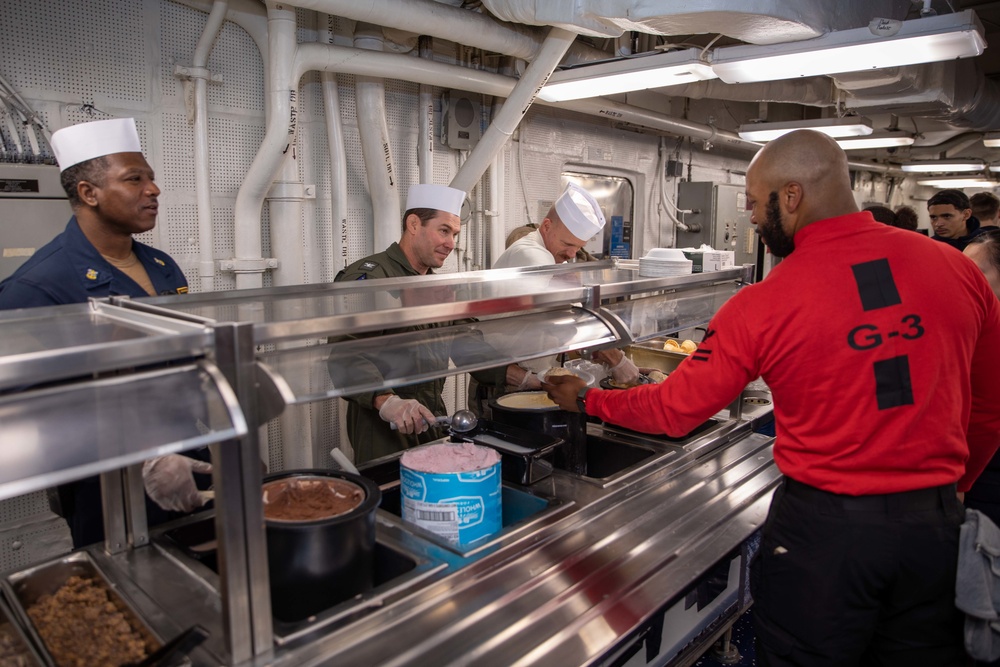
0;117;210;547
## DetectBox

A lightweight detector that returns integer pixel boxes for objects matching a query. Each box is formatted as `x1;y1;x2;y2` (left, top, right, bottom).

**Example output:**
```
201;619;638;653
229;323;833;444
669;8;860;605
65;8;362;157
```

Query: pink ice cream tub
399;442;502;546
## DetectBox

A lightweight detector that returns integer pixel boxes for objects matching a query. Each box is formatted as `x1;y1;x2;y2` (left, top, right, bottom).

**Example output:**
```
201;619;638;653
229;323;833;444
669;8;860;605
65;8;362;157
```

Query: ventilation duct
479;0;913;43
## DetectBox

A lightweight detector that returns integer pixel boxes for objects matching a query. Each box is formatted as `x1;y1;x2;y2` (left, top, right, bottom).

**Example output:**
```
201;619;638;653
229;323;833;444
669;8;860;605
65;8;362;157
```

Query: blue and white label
400;462;501;546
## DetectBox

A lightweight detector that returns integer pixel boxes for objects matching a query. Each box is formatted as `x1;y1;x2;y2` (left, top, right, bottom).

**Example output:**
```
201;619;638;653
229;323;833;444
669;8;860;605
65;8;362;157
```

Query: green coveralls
330;242;507;463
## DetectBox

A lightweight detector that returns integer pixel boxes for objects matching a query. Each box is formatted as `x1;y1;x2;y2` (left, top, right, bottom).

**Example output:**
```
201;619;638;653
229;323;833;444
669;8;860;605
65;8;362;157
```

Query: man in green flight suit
331;183;537;464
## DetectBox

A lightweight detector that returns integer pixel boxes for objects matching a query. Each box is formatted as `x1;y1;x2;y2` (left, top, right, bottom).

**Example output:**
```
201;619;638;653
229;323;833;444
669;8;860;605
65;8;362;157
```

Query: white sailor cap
555;183;606;240
50;118;143;172
405;183;466;217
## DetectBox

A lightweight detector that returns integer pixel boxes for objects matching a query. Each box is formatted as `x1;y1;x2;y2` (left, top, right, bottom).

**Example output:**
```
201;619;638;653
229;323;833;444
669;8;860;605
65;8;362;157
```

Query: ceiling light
988;165;1000;172
738;117;873;142
537;48;717;102
837;133;916;150
916;177;995;188
984;132;1000;148
901;161;985;173
711;10;985;84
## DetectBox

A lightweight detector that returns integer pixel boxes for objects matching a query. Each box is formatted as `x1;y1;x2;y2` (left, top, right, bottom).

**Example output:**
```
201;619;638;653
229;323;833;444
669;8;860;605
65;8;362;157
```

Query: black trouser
751;477;969;667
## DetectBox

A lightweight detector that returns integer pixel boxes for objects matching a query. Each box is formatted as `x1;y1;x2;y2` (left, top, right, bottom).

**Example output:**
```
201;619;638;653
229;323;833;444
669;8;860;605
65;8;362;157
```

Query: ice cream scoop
450;409;478;434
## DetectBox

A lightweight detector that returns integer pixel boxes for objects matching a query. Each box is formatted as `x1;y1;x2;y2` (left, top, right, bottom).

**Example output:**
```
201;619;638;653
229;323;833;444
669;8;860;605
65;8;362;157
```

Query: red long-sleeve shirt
589;212;1000;494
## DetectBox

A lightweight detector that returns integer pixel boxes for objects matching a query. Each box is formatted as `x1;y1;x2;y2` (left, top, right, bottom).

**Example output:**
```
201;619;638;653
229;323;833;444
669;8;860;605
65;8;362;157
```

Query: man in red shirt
545;130;1000;666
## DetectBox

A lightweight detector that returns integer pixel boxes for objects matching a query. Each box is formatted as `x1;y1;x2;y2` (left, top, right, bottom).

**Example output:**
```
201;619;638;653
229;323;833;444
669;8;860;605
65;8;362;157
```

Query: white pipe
294;41;895;176
191;0;228;293
488;152;503;266
280;0;605;64
451;26;576;193
320;13;349;273
354;23;399;255
269;162;307;286
232;2;296;289
418;36;434;184
170;0;269;102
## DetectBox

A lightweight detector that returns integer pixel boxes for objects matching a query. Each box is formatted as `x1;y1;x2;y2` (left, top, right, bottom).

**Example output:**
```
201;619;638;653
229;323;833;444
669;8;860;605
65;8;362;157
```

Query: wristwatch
576;387;589;414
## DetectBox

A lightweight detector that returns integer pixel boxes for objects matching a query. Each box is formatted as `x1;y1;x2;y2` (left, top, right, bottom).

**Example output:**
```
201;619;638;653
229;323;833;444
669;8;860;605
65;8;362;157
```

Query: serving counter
0;261;779;666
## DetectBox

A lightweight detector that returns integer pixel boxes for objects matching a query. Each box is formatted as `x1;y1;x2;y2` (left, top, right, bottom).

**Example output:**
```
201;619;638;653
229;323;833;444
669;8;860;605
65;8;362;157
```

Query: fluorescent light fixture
537;48;717;102
985;132;1000;148
738;117;873;142
988;164;1000;172
837;133;916;150
917;177;995;188
711;10;985;84
901;161;985;173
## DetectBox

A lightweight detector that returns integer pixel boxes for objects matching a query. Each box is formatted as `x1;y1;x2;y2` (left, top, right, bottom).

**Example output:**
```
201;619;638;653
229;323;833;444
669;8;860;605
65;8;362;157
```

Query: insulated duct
479;0;913;43
282;0;607;64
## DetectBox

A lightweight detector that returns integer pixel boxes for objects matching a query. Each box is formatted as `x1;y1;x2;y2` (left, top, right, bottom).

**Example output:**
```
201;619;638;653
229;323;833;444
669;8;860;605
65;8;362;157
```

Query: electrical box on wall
442;91;481;150
677;182;760;273
0;164;71;281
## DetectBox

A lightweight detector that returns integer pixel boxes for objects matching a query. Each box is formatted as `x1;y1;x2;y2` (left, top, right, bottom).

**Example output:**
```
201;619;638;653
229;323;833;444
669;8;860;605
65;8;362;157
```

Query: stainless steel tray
625;339;692;373
2;552;163;667
0;591;42;667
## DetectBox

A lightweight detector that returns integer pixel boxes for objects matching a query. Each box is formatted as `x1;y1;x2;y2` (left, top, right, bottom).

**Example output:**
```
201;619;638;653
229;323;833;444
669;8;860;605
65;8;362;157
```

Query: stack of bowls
639;248;693;277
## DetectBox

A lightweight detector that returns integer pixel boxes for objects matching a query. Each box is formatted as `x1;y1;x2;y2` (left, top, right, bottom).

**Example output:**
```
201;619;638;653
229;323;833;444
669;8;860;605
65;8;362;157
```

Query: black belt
783;477;957;513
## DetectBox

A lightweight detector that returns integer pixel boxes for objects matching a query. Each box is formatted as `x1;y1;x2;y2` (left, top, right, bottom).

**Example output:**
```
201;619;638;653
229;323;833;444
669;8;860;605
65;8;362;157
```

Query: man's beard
759;191;796;258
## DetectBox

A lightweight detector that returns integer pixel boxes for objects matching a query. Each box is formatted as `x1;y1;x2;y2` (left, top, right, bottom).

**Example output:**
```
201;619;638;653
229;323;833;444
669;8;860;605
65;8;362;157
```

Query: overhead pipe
281;0;606;64
451;27;576;193
295;41;898;176
321;13;349;272
189;0;228;293
354;23;399;255
418;36;434;184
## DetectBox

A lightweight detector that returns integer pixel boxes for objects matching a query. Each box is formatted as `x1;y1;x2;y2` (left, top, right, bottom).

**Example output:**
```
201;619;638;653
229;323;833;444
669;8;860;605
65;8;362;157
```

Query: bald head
745;130;859;255
750;130;854;208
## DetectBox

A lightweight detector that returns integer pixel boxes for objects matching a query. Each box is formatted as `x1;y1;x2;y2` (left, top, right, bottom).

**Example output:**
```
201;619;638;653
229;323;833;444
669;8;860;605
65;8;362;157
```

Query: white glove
378;395;437;434
517;370;542;391
610;354;641;385
142;455;213;513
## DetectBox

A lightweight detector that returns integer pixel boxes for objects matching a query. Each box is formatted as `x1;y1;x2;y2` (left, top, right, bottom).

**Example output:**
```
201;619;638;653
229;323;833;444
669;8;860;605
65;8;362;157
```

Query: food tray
3;552;162;667
456;419;563;485
0;592;42;667
625;340;691;373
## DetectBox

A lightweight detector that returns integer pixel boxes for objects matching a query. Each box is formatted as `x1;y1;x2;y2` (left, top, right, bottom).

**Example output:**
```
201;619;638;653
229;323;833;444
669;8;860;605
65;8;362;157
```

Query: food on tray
401;442;500;474
663;339;698;354
496;391;558;410
646;370;668;383
0;619;34;667
26;575;152;667
263;477;365;521
542;367;574;379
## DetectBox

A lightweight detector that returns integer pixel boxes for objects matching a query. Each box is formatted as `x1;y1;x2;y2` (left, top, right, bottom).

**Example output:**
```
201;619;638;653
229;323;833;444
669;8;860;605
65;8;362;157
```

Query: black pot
263;469;380;622
488;391;587;475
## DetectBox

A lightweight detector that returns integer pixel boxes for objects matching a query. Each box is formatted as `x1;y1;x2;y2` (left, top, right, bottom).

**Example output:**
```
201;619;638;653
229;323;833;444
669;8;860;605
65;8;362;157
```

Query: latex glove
378;395;437;435
517;370;542;391
610;354;641;386
142;455;213;513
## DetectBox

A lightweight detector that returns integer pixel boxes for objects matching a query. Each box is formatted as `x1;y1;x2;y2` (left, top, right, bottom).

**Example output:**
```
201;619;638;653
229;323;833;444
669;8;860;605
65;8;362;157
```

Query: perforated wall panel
1;0;147;104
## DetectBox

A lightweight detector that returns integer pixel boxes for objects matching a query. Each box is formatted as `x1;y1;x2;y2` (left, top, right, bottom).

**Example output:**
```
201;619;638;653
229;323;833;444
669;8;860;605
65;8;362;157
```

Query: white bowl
643;247;687;261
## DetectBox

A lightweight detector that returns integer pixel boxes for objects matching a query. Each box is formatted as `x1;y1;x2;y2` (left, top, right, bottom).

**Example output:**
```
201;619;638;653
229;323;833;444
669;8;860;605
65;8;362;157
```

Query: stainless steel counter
85;405;778;667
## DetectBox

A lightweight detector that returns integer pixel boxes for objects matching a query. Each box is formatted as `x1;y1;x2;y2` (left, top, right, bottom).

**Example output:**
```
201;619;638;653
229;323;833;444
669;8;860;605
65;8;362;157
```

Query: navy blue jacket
0;216;187;308
0;216;194;547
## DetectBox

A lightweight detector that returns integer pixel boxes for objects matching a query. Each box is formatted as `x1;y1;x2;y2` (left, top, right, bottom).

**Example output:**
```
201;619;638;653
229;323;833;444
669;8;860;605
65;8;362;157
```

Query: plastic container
400;443;502;546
